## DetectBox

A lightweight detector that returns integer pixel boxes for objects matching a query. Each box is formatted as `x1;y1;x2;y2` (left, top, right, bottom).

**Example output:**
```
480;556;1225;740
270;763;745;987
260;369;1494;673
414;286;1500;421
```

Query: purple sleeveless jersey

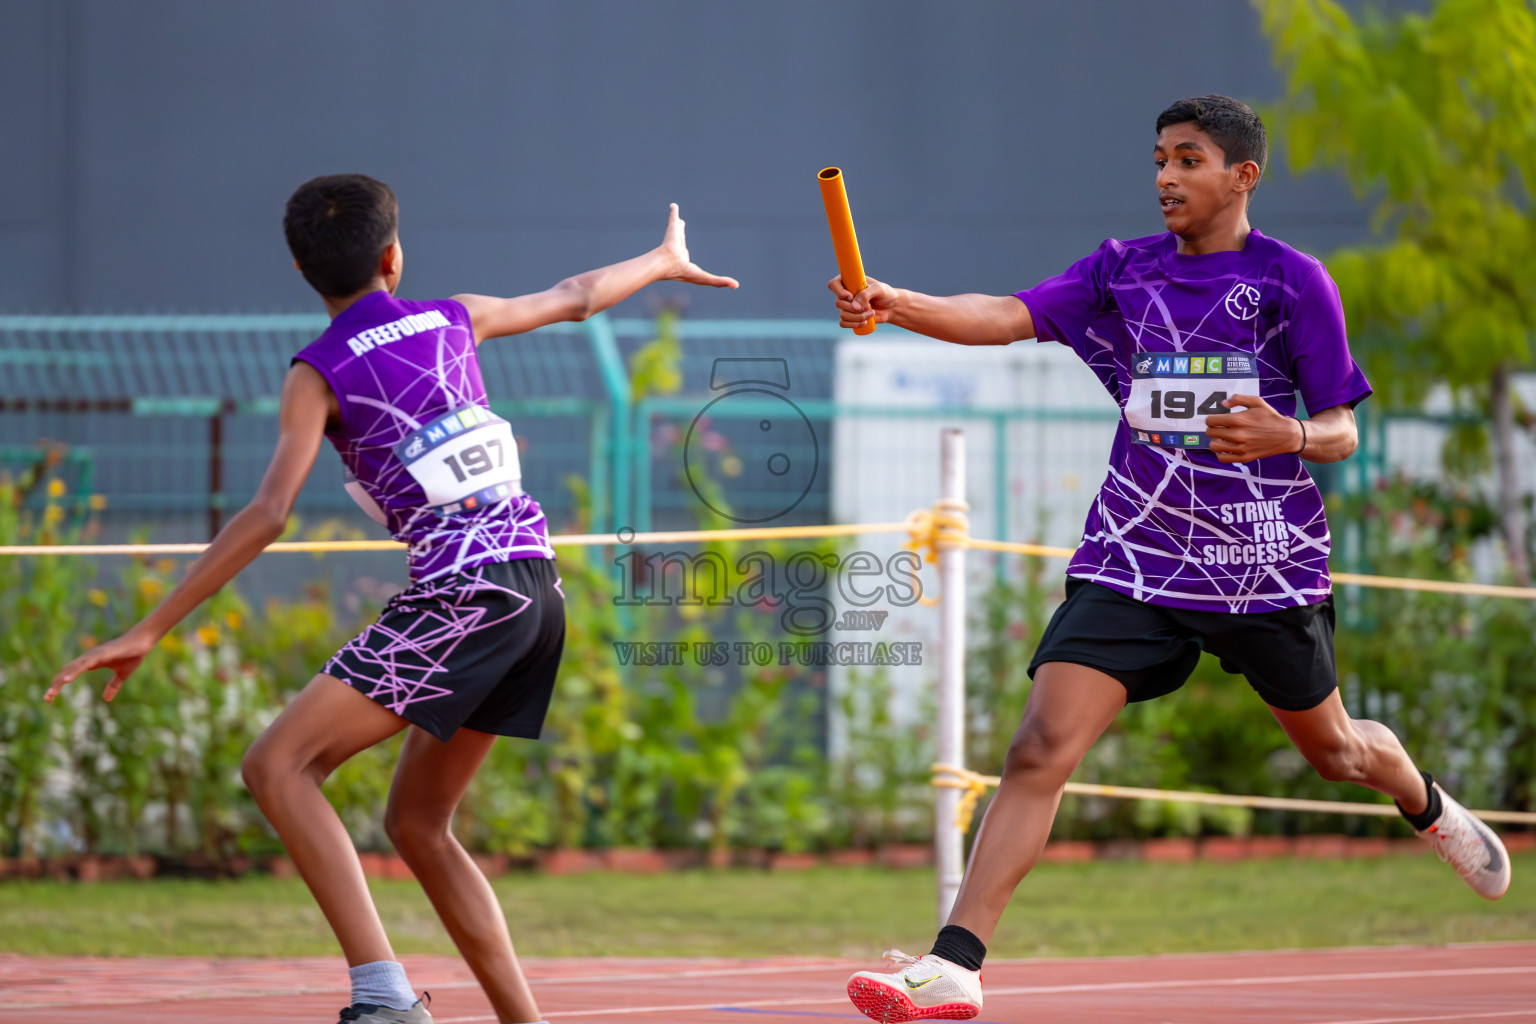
1016;230;1371;613
293;291;555;582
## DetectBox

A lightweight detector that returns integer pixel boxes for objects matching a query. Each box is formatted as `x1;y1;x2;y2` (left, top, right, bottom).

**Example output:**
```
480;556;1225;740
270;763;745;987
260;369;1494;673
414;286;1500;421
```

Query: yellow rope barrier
0;521;916;558
6;504;1536;604
932;763;1536;832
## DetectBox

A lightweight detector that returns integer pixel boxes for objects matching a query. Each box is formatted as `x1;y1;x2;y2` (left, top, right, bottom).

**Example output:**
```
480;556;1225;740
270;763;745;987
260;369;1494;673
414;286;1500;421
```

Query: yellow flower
196;625;220;647
47;478;65;499
87;588;109;607
162;634;183;655
721;455;743;478
156;559;179;576
79;635;97;649
88;494;108;511
42;505;64;528
224;611;243;630
138;577;163;599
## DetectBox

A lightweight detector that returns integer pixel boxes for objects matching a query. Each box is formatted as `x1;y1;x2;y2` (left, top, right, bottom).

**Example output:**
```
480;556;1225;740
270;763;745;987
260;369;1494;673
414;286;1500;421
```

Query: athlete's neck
1175;213;1252;257
323;280;392;320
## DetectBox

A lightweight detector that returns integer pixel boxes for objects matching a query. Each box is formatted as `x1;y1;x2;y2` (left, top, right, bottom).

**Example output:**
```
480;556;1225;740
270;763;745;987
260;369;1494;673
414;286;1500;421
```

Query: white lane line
424;959;859;991
433;964;1536;1022
8;961;862;1007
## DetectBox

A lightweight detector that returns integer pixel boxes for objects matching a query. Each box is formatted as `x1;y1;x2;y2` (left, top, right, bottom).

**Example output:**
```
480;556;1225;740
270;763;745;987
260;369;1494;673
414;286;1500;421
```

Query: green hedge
2;467;1531;866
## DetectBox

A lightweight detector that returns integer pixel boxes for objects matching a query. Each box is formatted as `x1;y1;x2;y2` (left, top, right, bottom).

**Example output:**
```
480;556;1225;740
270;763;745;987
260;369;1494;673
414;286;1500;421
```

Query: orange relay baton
818;166;876;336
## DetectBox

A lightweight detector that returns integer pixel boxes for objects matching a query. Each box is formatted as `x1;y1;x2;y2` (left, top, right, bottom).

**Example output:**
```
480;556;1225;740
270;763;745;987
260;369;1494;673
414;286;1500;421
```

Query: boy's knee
1003;716;1082;783
240;741;325;798
240;744;277;799
384;806;450;857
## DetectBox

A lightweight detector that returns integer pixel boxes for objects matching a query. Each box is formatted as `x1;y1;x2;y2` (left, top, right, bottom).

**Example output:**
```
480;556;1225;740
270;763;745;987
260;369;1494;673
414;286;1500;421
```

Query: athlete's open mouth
1159;194;1185;211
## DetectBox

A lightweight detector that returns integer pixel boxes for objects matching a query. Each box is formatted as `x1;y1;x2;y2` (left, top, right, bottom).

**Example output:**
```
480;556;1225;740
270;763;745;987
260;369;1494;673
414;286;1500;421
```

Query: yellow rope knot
903;499;971;606
931;762;1000;833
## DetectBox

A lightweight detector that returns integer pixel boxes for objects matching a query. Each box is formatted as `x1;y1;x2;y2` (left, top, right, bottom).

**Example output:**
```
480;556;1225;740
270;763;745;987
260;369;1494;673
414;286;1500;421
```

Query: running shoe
1415;782;1511;900
847;950;982;1022
337;998;433;1023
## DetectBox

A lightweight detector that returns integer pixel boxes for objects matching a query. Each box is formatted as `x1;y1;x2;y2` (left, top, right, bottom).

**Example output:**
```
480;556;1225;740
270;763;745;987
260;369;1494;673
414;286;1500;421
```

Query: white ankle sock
348;960;417;1011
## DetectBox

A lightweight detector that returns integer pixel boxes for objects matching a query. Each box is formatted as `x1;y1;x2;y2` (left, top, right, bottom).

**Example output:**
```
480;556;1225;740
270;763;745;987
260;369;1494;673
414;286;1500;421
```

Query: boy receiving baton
829;96;1510;1023
47;175;737;1024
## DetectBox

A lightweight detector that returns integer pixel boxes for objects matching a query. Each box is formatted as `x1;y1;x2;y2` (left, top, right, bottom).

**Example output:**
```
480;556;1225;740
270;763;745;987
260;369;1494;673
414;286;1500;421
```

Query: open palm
660;203;738;289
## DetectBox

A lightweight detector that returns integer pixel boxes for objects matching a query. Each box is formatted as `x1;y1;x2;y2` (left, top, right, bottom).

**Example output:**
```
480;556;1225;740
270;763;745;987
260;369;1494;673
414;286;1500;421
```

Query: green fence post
588;403;610;535
635;399;653;534
584;312;630;534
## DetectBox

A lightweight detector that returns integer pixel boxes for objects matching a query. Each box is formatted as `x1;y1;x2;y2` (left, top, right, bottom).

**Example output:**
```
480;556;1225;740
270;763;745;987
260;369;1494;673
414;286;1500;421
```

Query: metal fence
2;313;1528;570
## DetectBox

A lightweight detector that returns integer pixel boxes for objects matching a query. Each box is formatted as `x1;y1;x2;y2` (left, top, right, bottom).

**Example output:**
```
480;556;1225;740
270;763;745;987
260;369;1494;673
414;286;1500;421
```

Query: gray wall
1;0;1372;318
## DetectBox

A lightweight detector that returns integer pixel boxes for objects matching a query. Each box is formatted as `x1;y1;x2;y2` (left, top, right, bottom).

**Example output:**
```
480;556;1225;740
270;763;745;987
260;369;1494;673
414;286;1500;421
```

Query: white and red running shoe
1415;782;1511;900
847;950;982;1022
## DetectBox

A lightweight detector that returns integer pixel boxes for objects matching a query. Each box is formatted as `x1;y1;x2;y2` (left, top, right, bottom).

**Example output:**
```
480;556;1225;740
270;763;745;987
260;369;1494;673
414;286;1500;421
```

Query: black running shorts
325;557;565;742
1027;578;1338;711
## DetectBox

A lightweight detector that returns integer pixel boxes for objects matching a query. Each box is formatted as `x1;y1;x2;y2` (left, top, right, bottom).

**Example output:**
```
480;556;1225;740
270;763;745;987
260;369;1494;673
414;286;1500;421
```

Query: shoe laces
881;949;924;967
1430;805;1484;869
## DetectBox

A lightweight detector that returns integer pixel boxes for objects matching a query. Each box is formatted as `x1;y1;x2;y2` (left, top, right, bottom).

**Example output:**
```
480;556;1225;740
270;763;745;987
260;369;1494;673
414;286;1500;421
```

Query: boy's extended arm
827;274;1036;346
46;363;333;702
455;203;738;343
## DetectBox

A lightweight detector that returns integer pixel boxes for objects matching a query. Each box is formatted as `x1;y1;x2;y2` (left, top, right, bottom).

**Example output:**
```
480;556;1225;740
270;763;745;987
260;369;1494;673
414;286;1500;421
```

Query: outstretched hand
46;630;155;703
1204;394;1305;464
660;204;739;289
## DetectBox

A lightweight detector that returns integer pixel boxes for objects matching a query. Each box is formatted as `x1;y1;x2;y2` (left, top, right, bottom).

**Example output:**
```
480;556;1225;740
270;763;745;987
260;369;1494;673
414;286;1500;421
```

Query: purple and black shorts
324;557;565;742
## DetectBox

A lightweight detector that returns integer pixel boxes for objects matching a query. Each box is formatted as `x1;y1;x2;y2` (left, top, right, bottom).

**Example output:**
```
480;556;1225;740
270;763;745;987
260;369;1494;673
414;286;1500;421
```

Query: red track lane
4;944;1533;1023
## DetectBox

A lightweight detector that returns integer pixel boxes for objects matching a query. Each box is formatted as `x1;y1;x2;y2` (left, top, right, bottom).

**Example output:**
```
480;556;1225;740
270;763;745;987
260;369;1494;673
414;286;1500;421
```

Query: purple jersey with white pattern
293;291;555;583
1016;229;1371;613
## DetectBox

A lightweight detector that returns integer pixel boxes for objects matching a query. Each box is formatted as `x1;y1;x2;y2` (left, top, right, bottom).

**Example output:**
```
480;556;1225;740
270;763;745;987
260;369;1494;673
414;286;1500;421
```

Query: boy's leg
385;725;540;1024
847;662;1125;1022
1267;690;1427;811
945;661;1127;943
241;673;410;966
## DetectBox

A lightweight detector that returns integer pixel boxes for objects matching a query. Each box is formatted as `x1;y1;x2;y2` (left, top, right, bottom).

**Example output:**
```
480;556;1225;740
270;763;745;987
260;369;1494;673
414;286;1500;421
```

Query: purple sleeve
1013;241;1116;359
1288;266;1372;413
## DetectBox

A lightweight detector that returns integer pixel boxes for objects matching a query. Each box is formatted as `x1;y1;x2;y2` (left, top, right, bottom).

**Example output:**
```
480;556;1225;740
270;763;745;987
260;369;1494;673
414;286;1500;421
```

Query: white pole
935;427;967;925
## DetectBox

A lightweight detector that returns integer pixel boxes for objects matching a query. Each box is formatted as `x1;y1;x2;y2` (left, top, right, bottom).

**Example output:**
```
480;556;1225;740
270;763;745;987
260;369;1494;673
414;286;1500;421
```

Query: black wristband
1293;417;1308;455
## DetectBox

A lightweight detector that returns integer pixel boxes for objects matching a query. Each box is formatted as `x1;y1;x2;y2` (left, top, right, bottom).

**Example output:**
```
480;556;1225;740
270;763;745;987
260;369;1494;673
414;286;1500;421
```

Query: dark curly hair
283;174;399;298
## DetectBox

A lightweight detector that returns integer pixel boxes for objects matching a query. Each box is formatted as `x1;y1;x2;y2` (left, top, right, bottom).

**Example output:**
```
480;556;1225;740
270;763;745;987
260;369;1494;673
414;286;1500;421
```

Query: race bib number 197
395;404;522;516
1125;351;1259;450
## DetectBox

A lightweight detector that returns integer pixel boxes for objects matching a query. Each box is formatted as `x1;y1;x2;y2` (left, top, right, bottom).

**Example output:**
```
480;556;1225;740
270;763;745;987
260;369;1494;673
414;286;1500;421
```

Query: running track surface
5;944;1534;1023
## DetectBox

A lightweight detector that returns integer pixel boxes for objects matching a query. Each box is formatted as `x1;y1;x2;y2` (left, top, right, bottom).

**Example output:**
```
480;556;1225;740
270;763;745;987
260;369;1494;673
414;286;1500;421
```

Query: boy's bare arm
827;275;1036;346
455;203;738;343
46;363;333;702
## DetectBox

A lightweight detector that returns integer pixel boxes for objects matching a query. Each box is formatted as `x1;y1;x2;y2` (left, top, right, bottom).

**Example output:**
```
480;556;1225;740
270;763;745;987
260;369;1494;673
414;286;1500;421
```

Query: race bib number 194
395;405;522;516
1125;352;1259;450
